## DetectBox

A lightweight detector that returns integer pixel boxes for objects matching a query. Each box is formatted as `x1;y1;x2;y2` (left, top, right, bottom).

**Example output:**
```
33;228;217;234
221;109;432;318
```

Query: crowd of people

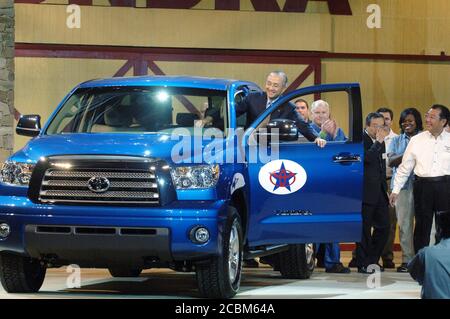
241;70;450;298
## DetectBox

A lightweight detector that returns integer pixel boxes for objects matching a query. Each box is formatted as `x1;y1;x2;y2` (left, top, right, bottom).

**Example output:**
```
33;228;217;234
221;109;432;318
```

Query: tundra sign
15;0;353;15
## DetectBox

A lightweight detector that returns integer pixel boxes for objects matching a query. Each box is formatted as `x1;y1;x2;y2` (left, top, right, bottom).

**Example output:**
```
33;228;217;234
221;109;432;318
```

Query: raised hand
321;119;337;138
376;125;389;143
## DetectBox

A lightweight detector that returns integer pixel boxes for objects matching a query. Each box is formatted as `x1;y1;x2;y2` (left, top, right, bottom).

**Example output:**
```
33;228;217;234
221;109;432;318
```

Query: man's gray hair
311;99;330;112
267;71;288;87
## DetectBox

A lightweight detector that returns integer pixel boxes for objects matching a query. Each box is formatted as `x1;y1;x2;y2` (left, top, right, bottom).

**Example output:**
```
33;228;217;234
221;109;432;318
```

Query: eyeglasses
425;114;440;120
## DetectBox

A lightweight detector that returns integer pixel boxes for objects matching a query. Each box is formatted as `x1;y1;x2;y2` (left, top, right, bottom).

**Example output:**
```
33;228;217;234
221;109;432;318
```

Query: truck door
244;83;363;247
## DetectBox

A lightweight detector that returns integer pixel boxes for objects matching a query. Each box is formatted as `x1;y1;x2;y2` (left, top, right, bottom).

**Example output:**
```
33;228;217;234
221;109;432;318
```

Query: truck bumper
0;195;228;266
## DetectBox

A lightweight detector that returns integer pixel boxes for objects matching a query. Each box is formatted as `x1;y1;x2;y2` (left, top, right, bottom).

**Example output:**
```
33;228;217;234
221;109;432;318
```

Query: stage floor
0;253;420;299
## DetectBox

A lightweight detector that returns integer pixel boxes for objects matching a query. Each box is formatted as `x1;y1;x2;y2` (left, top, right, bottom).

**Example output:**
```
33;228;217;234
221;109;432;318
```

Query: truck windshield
45;86;227;136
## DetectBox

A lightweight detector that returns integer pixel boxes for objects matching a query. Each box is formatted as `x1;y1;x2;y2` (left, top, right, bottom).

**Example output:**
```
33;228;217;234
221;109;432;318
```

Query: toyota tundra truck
0;76;363;298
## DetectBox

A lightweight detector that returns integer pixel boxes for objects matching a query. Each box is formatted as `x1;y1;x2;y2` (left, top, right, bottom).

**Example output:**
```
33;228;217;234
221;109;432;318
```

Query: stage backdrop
13;0;450;150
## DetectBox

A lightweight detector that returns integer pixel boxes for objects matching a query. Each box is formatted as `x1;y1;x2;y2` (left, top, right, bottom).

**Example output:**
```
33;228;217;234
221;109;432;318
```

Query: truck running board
244;244;290;259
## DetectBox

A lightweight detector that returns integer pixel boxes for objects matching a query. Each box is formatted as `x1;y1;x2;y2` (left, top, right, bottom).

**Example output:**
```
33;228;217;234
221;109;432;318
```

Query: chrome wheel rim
228;222;240;283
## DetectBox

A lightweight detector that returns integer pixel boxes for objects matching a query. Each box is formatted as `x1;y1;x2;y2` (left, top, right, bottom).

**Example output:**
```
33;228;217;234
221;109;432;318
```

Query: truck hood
11;133;226;164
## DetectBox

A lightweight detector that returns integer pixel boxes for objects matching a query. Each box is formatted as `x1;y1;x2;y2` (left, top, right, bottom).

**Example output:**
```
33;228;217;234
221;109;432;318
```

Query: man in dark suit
240;71;327;268
356;112;391;273
236;71;326;147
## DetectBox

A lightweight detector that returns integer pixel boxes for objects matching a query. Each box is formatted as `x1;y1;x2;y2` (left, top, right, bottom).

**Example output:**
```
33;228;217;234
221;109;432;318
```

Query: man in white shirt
390;104;450;253
377;107;398;269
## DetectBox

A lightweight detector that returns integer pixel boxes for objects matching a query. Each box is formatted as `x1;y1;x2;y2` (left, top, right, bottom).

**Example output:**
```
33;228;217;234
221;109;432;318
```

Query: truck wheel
279;243;315;279
196;206;243;298
108;267;142;277
0;252;46;293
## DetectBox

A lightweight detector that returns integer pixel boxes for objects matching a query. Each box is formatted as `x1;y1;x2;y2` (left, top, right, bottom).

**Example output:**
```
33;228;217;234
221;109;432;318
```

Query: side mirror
266;119;298;141
16;115;41;137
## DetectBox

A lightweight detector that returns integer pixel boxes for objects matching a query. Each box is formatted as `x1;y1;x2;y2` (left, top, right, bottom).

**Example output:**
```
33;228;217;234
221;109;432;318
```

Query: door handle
332;154;361;163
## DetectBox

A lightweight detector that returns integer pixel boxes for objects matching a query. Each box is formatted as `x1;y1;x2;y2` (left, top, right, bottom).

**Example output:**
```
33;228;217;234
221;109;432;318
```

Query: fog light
190;226;210;244
0;223;10;238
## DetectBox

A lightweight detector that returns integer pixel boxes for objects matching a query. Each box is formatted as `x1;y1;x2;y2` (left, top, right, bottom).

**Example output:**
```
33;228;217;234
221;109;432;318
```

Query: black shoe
383;260;395;269
357;266;374;274
397;263;408;273
326;263;351;274
375;263;385;272
243;259;259;268
358;266;375;275
358;264;384;274
348;258;358;268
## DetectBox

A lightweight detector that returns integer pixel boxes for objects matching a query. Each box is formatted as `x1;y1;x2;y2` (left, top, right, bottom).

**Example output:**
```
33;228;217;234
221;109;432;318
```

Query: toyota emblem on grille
87;177;110;193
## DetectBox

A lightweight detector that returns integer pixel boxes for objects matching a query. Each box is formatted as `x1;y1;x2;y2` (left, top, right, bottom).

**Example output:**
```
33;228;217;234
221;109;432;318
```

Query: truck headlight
171;165;220;189
0;161;35;186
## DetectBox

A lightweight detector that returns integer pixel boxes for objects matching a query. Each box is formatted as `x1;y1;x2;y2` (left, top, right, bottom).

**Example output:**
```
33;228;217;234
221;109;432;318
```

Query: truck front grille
39;168;159;205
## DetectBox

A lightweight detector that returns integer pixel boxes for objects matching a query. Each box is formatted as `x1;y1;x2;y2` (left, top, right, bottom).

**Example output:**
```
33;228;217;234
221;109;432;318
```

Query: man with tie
238;71;326;268
356;112;390;273
235;71;326;148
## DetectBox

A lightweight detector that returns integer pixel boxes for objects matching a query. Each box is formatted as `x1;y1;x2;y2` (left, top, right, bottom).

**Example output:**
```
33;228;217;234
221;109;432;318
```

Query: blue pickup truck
0;76;363;298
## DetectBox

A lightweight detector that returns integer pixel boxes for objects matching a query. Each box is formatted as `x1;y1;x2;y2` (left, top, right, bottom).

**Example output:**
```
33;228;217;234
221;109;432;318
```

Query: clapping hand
321;119;337;138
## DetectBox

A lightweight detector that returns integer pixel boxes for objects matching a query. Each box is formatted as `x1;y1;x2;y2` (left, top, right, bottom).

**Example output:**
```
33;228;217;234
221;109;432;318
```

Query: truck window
45;86;228;136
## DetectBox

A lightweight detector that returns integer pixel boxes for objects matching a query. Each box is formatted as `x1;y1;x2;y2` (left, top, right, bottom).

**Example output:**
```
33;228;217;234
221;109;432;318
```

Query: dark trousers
356;193;390;267
381;197;397;263
413;177;450;253
315;243;341;269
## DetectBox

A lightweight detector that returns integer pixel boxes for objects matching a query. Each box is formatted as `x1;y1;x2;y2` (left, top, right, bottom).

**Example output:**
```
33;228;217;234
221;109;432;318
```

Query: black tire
108;267;142;278
278;243;315;279
0;252;46;293
196;206;243;298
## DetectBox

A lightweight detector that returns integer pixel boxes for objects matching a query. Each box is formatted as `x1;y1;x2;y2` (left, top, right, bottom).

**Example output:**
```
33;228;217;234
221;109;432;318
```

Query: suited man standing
356;112;391;273
236;71;326;148
239;71;326;268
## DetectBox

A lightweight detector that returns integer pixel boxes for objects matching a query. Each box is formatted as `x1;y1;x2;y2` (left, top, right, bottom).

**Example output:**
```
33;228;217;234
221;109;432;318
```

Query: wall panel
15;1;450;55
323;59;450;132
15;4;332;51
12;0;450;149
14;58;129;149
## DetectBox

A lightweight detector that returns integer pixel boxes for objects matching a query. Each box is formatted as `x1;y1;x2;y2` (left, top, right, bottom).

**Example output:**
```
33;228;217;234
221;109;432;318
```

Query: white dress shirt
385;129;398;178
385;129;398;149
392;130;450;194
266;97;279;109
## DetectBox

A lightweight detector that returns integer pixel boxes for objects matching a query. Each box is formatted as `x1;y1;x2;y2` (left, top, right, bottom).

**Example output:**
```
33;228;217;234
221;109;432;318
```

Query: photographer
408;210;450;299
